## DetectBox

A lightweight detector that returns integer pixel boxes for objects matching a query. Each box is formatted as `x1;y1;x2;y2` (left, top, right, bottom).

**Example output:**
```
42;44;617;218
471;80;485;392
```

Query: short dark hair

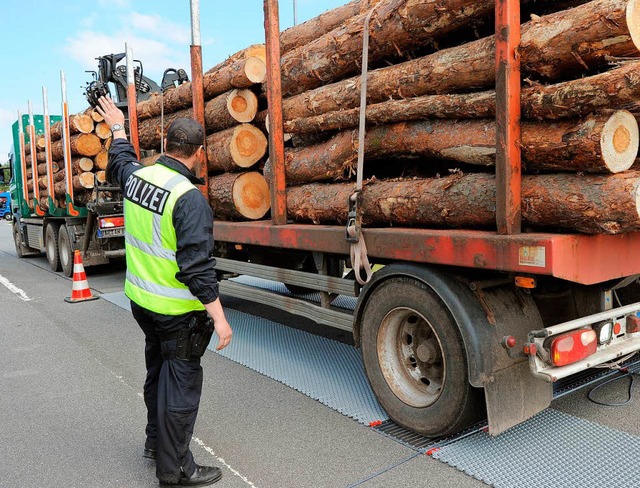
165;118;204;158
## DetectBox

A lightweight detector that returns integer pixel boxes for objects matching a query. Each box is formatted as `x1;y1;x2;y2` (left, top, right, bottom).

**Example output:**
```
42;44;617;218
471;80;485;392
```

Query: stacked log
24;108;110;208
134;45;271;221
251;0;640;234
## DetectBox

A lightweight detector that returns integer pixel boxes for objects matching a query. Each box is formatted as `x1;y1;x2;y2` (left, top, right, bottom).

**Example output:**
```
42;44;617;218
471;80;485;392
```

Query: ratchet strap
346;4;378;286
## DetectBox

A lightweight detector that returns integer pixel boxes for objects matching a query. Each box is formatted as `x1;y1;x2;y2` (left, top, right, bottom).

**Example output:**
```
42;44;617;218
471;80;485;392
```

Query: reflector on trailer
626;315;640;334
99;216;124;228
515;276;536;289
550;329;597;367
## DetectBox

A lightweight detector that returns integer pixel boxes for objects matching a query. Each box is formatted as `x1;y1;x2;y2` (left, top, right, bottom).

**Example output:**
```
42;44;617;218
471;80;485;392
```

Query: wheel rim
377;307;446;408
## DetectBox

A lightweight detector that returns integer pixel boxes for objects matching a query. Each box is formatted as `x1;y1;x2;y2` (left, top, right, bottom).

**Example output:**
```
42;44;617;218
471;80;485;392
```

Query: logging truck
9;111;125;277
15;0;640;438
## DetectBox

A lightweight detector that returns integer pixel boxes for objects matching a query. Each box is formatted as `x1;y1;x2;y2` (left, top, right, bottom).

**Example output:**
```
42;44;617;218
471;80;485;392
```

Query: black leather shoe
160;465;222;487
143;448;157;460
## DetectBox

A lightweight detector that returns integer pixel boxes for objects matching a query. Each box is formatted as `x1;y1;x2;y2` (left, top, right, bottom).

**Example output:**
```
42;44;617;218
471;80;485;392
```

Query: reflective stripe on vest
123;164;205;315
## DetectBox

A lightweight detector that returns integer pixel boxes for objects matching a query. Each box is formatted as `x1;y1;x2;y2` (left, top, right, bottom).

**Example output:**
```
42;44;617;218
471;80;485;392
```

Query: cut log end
74;113;95;134
244;56;267;83
94;149;109;170
95;122;113;139
601;110;639;173
227;89;258;123
628;0;640;52
233;172;270;219
75;133;103;157
230;124;268;167
79;172;95;189
90;109;104;123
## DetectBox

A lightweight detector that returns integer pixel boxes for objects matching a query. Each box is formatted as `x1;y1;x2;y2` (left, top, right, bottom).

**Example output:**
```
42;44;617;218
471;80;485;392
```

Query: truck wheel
58;225;74;277
13;222;27;258
361;276;483;437
4;213;11;221
45;223;61;272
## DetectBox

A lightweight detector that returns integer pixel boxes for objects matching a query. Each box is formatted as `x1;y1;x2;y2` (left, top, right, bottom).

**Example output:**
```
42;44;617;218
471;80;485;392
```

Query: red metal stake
495;0;522;235
190;0;209;199
264;0;288;225
125;43;141;160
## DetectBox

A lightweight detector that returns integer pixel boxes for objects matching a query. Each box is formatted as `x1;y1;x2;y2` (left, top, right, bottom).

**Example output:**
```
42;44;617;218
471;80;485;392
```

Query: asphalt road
1;219;640;488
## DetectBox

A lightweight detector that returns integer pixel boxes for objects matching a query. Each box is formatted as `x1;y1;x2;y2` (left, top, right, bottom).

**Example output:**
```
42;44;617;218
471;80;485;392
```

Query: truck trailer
12;0;640;438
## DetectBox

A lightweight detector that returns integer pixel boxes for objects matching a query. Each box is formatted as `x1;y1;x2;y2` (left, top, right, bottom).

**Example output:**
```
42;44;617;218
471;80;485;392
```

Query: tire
5;213;11;221
361;276;483;437
58;225;74;277
13;222;26;258
45;223;61;272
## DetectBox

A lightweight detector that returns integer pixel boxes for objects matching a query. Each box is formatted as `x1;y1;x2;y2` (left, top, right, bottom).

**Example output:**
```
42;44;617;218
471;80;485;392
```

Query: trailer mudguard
353;263;543;388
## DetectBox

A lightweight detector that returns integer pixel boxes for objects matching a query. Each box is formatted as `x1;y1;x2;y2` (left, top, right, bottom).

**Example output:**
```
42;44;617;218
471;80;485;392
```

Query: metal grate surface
431;409;640;488
211;308;388;425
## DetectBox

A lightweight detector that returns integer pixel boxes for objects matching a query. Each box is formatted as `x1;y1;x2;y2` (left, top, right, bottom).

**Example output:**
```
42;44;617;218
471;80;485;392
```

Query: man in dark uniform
97;96;232;487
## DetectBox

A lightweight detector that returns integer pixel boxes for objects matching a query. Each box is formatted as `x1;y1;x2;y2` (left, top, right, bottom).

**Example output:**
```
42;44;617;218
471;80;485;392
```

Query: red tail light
99;216;124;229
550;329;597;367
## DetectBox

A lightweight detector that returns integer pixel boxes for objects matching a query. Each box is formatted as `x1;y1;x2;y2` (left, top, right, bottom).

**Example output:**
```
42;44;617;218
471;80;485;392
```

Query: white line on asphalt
0;274;31;301
112;370;258;487
193;437;259;487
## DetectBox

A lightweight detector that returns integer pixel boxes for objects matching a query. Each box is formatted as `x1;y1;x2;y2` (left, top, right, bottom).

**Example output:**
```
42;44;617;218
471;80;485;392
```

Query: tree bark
137;56;266;122
208;172;271;220
206;124;268;173
279;0;384;53
138;89;258;150
277;0;640;122
270;113;637;184
51;133;102;161
206;44;267;74
283;59;640;134
278;0;496;97
285;172;640;234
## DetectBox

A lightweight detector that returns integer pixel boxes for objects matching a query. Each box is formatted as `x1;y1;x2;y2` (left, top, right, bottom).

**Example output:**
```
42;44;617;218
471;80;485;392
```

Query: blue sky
0;0;348;162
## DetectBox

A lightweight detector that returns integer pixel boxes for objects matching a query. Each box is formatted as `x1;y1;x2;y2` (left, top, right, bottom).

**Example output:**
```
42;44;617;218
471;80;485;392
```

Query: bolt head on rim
377;307;446;408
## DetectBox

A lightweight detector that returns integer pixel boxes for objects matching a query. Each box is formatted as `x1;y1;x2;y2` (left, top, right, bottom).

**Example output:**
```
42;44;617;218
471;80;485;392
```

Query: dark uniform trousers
131;301;206;483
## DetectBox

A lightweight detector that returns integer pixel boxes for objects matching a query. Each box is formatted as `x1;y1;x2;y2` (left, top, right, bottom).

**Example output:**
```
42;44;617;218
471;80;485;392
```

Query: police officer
97;96;232;487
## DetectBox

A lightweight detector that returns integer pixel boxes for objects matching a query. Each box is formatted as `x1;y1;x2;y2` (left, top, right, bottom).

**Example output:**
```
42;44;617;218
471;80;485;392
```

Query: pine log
95;171;107;184
51;133;102;160
279;0;384;53
206;124;268;173
95;122;112;139
277;0;640;123
72;157;94;174
94;150;109;170
49;113;94;141
269;113;638;184
137;56;266;122
285;172;640;234
138;89;258;150
284;58;640;135
206;44;267;74
104;137;112;150
54;172;95;196
90;109;104;123
278;0;496;97
37;137;46;150
208;172;270;220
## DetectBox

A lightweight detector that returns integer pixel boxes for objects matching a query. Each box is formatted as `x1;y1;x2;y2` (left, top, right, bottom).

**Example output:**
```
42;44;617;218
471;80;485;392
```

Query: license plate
98;228;124;238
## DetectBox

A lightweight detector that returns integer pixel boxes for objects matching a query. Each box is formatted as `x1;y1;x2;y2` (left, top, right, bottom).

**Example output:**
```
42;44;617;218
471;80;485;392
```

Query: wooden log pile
256;0;640;234
24;108;110;208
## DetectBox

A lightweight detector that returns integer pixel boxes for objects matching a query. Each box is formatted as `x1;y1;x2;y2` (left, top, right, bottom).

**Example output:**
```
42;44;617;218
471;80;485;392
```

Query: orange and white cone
64;250;99;303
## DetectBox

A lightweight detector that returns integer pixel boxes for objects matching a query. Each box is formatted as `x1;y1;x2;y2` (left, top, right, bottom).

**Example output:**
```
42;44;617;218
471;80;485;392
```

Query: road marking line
111;370;258;487
193;437;259;487
0;274;31;301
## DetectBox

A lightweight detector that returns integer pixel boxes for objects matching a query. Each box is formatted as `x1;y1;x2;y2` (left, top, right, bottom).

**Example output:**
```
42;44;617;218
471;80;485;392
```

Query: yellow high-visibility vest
123;164;205;315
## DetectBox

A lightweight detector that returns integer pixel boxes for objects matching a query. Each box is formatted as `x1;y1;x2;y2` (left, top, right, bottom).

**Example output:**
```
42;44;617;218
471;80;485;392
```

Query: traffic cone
64;250;100;303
